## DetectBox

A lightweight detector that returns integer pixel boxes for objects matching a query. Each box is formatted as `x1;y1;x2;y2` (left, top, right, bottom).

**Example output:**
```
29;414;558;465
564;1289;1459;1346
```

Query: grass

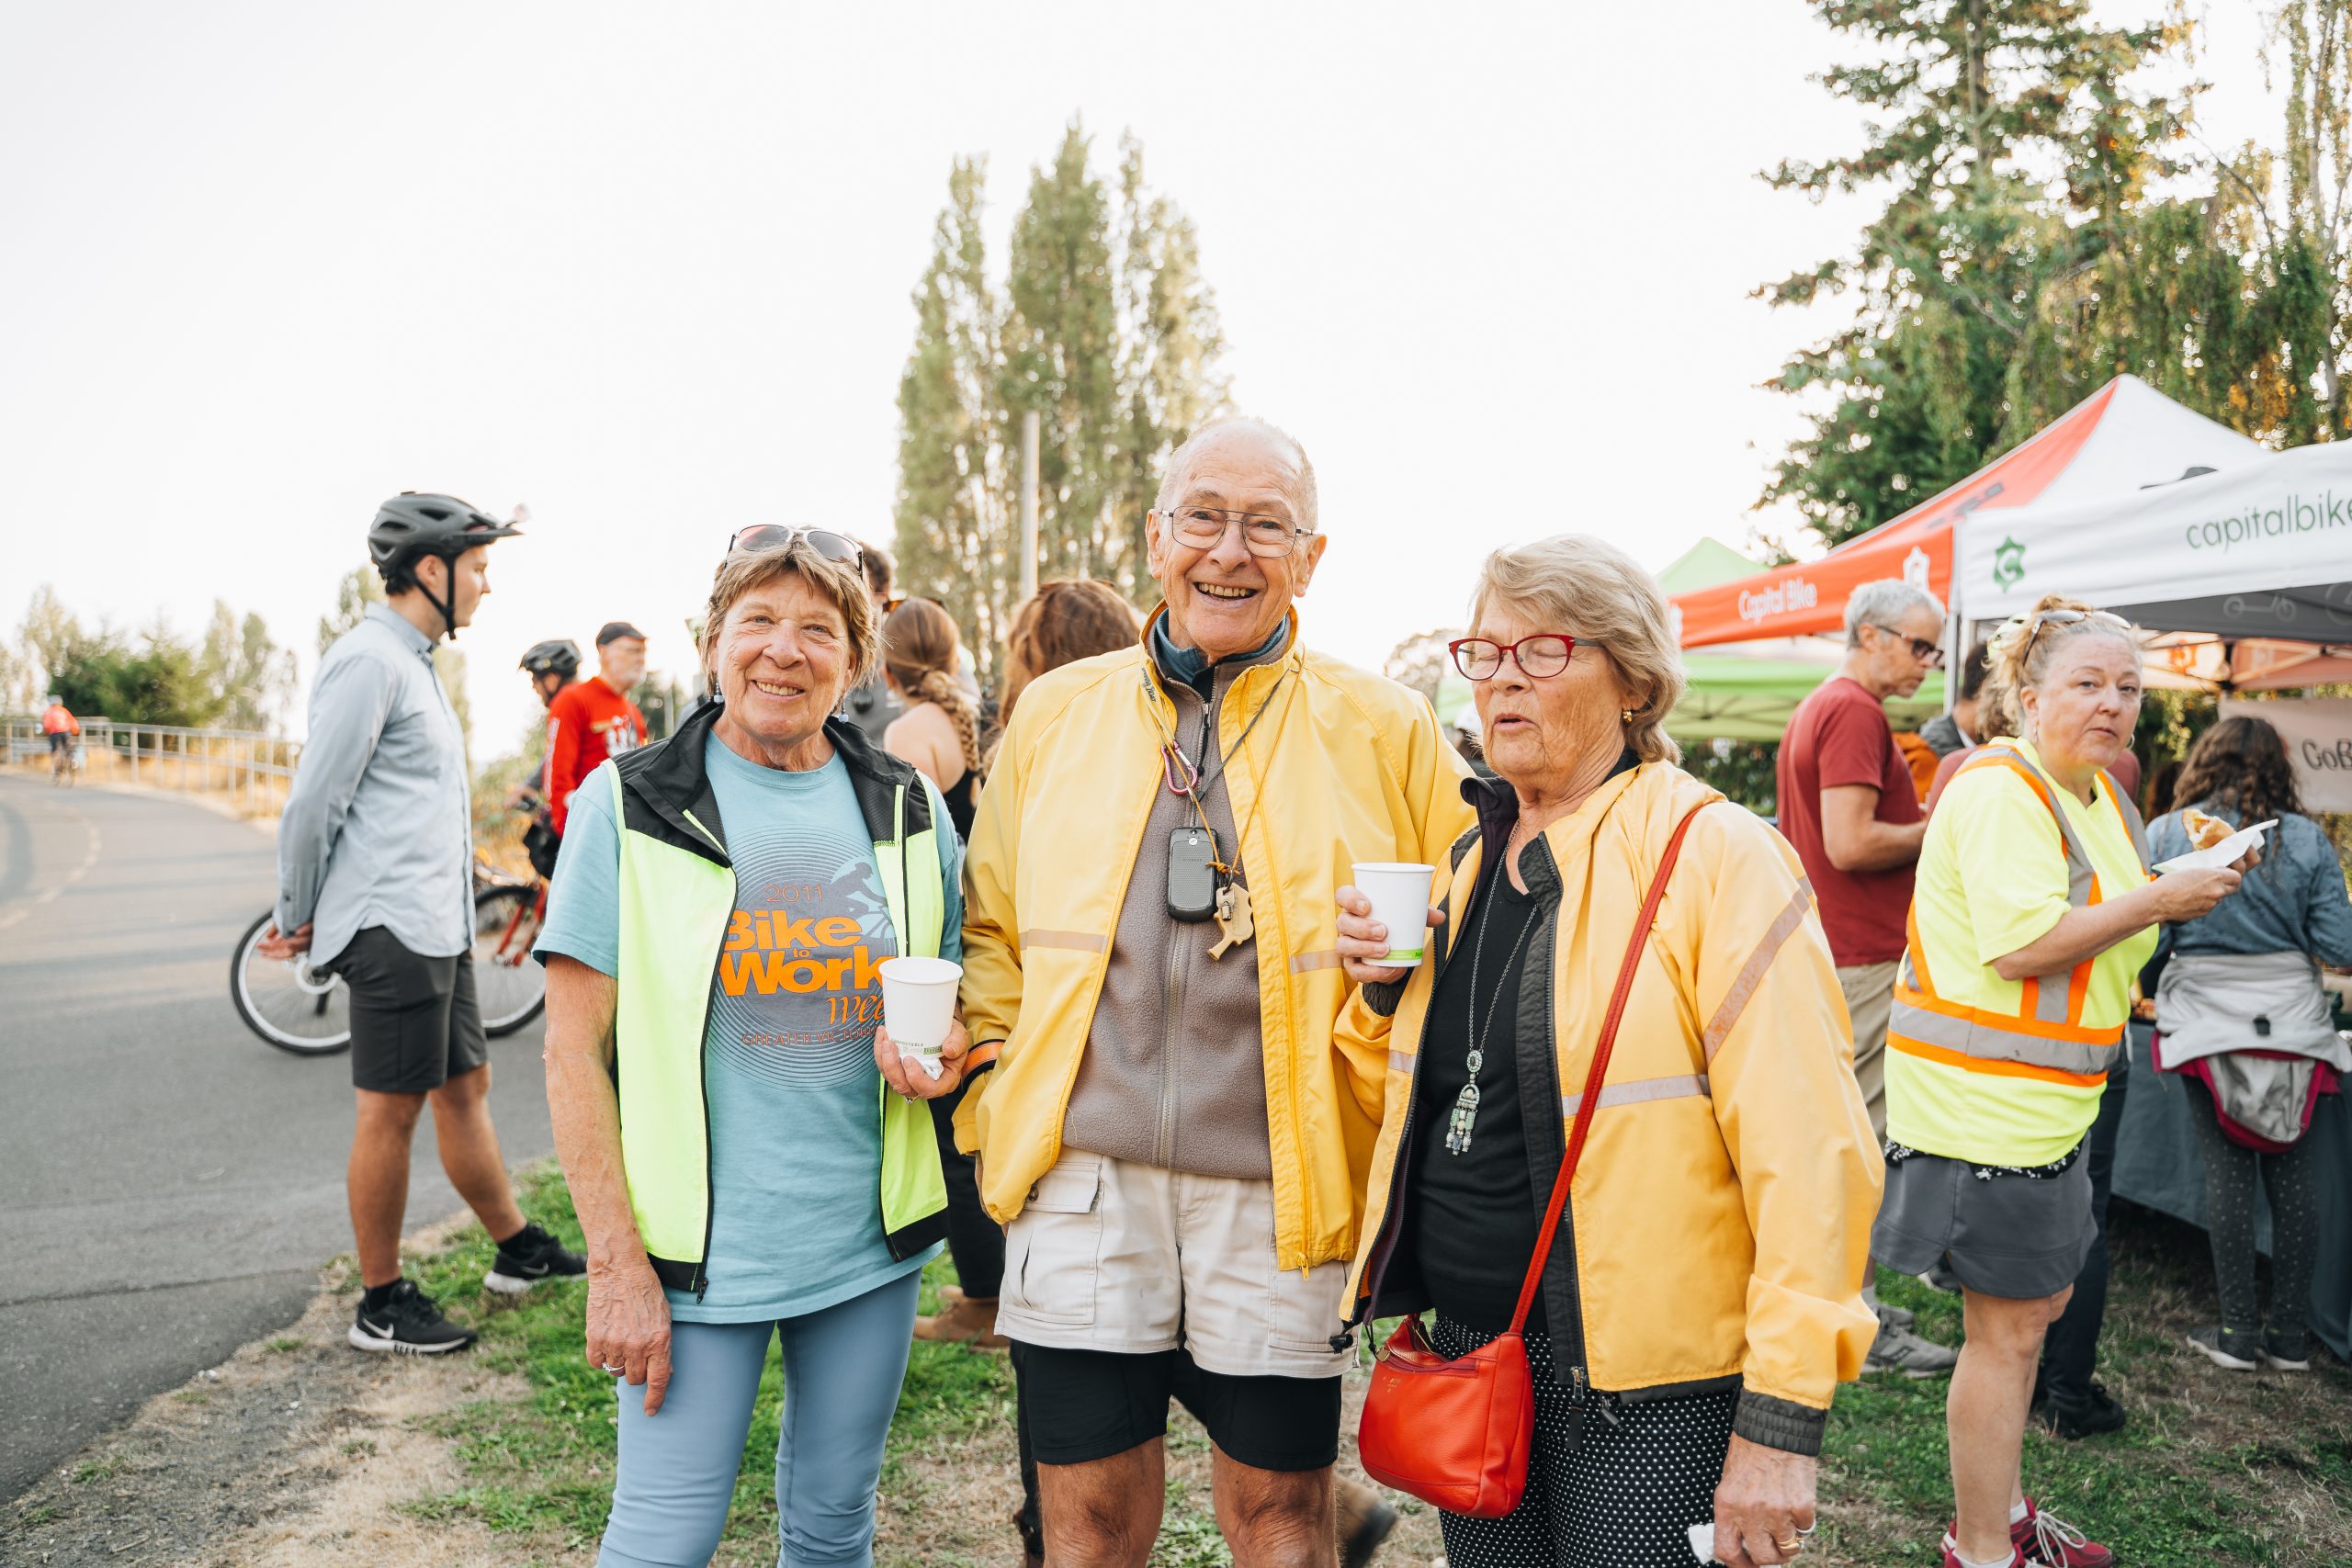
386;1168;2352;1567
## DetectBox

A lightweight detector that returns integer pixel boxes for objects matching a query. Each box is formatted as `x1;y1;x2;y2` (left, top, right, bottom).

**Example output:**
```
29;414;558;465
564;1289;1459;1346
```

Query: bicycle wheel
230;911;352;1055
473;885;548;1036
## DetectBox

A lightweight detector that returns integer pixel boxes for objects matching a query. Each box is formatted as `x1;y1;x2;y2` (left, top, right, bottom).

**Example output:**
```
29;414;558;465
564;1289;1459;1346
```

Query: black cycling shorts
1010;1340;1341;1472
331;927;489;1094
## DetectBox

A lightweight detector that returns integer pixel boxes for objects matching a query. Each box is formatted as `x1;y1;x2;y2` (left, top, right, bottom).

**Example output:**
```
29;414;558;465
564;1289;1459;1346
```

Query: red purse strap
1507;800;1714;1334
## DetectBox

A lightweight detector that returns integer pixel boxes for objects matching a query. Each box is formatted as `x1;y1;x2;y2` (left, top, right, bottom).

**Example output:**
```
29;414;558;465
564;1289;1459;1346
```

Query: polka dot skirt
1426;1316;1736;1568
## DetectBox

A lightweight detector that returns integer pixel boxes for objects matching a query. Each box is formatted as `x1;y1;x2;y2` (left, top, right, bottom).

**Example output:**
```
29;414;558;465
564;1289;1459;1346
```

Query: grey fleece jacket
1057;626;1294;1178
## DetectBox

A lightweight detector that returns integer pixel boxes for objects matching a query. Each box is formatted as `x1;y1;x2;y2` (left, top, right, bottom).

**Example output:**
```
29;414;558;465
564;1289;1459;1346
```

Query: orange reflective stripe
1891;984;2123;1046
1905;904;1935;996
1887;1030;2109;1089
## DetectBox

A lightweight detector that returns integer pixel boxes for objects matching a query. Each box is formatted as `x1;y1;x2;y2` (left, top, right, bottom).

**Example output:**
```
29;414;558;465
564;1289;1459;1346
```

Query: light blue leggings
597;1269;921;1568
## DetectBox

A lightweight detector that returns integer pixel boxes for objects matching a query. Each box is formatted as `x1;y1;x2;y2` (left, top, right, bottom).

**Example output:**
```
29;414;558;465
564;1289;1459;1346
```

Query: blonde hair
883;599;981;773
699;541;879;694
1470;534;1685;765
1982;592;2138;739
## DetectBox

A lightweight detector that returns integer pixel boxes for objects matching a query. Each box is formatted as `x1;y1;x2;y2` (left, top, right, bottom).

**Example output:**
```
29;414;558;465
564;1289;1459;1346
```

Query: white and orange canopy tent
1668;376;2265;651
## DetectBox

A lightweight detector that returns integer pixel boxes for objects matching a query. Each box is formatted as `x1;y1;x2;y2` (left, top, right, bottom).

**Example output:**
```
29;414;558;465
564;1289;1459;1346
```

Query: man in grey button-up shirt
263;497;580;1357
275;601;474;965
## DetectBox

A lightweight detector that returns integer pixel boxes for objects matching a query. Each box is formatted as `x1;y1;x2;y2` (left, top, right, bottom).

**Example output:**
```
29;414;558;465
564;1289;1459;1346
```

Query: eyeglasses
1867;624;1947;666
725;525;865;567
2018;607;2132;669
1449;634;1578;681
1161;504;1315;559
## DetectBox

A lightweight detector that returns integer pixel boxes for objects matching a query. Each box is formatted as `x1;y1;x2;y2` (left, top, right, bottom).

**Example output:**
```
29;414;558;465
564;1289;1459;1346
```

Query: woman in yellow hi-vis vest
538;536;971;1568
1876;595;2249;1568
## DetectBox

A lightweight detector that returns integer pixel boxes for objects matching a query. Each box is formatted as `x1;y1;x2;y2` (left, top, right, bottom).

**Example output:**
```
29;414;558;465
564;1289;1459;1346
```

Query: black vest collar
614;698;935;868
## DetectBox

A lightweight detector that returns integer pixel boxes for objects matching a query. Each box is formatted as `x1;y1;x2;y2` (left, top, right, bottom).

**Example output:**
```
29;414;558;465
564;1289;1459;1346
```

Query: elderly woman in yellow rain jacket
1334;534;1883;1568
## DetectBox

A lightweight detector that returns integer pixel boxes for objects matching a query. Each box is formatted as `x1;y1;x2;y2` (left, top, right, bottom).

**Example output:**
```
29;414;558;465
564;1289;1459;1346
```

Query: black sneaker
484;1221;586;1295
2033;1380;2128;1439
348;1279;478;1355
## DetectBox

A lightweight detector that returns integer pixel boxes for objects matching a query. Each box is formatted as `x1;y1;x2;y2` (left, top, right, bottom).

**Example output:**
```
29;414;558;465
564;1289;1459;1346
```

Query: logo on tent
1992;536;2027;592
1903;547;1930;590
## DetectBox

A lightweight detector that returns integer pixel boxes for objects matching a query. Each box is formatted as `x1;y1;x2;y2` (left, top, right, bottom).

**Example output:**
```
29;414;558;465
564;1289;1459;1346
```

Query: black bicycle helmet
519;639;582;679
367;492;523;640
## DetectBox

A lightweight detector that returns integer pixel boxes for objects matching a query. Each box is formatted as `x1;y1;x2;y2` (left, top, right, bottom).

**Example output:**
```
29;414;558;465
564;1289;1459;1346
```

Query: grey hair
1471;534;1686;765
1843;579;1947;643
1153;417;1318;533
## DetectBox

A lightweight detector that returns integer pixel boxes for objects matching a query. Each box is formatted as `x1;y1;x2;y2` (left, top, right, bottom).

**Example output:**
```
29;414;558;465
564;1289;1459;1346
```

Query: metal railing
5;717;302;815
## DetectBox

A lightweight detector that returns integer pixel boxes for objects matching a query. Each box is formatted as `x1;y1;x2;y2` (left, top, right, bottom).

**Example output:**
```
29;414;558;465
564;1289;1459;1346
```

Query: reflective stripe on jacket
605;703;949;1295
1887;743;2151;1092
1335;763;1881;1450
954;609;1476;1273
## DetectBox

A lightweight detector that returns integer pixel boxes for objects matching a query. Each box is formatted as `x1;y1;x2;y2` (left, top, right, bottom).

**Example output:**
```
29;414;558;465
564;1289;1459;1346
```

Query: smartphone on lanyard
1167;827;1220;922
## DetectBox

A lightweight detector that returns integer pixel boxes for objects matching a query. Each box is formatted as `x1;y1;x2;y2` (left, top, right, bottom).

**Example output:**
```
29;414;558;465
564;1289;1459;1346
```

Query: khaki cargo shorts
994;1149;1352;1379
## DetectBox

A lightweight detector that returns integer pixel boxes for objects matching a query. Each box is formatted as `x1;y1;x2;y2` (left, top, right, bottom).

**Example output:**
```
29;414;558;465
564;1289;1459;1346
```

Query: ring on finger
1795;1523;1816;1538
1774;1535;1803;1555
600;1361;624;1374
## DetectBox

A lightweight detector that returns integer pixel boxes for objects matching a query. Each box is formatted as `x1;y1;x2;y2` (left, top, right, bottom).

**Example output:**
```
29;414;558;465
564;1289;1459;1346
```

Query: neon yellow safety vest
603;704;949;1297
1886;742;2152;1164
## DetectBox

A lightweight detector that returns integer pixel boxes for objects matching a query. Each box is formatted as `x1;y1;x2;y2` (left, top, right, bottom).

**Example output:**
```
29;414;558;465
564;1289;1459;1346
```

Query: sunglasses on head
724;525;865;567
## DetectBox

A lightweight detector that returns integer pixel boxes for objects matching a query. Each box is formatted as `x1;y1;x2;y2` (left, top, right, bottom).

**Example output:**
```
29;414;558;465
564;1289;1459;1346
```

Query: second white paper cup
1351;862;1438;966
879;956;963;1075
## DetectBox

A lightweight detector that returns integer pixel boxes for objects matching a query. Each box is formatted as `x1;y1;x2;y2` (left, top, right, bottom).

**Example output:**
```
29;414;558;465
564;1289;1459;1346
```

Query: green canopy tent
1655;540;1942;743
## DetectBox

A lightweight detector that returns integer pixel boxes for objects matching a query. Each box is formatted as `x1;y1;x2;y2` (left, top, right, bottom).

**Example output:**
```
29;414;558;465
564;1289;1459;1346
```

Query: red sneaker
2016;1501;2113;1568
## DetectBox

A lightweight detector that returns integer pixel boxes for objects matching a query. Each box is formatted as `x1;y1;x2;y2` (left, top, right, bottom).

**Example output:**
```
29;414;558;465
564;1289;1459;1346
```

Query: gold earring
1621;708;1634;724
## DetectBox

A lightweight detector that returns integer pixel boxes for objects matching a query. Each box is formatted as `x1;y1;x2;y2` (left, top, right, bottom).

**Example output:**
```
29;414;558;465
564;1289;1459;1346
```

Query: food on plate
2180;807;2234;852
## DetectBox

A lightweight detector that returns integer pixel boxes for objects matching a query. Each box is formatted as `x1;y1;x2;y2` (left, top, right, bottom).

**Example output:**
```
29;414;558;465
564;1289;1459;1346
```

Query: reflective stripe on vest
1886;744;2150;1087
610;763;950;1287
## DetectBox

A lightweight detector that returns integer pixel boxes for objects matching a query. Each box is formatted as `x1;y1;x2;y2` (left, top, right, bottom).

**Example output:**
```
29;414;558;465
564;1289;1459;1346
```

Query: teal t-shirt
537;731;959;1322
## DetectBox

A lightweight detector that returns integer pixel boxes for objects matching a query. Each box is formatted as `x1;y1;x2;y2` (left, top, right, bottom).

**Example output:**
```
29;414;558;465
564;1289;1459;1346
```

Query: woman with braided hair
882;598;982;839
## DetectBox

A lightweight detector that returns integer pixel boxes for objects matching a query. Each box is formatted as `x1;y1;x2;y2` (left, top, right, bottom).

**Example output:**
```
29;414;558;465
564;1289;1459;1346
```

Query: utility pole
1019;410;1041;603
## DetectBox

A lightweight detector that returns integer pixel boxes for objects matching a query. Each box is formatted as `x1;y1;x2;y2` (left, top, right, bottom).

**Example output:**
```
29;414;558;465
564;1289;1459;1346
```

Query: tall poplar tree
894;119;1230;671
894;157;1012;679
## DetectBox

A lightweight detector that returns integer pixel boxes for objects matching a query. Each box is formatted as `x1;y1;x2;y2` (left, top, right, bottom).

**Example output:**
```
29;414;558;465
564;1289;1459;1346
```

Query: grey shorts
331;927;488;1095
1871;1148;2095;1301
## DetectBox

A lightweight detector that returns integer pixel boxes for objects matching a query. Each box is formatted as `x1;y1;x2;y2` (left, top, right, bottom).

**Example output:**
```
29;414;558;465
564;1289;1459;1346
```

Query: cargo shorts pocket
1265;1253;1350;1359
1003;1155;1103;1328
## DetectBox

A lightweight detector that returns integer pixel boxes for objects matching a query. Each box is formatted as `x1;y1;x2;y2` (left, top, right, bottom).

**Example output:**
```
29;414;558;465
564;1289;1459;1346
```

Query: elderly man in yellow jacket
954;417;1474;1568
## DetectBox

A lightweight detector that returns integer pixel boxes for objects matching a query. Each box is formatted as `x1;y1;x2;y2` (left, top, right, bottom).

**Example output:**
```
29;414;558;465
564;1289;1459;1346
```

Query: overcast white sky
0;2;2282;750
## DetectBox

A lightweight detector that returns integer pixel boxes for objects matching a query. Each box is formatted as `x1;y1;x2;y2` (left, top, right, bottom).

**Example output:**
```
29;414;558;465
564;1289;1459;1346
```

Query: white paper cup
1351;863;1438;967
879;956;963;1076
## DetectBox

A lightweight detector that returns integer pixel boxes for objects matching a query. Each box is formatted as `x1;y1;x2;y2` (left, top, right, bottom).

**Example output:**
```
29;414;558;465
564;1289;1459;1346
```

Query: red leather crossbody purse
1356;803;1712;1517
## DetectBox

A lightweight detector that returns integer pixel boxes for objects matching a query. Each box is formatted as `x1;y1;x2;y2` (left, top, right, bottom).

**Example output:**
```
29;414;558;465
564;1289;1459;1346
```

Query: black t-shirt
1406;861;1547;1334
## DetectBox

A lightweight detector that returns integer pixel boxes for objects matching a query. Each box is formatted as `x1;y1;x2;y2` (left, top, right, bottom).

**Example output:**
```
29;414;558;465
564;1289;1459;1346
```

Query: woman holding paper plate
537;532;968;1568
1874;593;2250;1568
2147;716;2352;1376
1332;535;1883;1568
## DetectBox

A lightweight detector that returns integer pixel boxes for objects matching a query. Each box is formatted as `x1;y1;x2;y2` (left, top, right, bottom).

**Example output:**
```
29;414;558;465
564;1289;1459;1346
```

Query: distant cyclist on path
40;695;80;784
260;492;583;1355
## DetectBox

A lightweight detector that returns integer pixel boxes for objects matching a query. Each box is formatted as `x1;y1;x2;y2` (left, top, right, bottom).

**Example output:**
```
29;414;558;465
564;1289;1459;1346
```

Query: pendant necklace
1447;859;1540;1156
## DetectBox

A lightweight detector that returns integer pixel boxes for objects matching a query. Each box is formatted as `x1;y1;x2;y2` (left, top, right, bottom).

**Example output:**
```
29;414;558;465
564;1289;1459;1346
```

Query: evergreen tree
1758;1;2182;547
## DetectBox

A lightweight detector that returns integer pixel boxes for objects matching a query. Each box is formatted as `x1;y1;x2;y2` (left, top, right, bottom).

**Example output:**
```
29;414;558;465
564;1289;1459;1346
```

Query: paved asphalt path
0;775;555;1504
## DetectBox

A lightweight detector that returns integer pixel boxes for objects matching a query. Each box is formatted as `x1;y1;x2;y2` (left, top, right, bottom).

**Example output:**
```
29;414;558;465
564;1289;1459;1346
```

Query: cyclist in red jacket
543;622;648;837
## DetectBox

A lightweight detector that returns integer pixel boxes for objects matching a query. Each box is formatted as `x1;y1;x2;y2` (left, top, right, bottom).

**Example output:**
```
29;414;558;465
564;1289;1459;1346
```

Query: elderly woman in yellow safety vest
537;533;970;1568
1875;592;2250;1568
1333;534;1884;1568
